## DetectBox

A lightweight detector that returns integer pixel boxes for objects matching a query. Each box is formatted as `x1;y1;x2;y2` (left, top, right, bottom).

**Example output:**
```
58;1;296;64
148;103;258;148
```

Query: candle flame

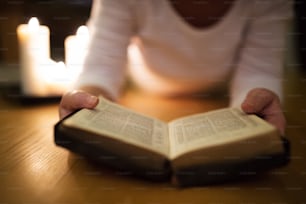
28;17;40;30
76;25;89;37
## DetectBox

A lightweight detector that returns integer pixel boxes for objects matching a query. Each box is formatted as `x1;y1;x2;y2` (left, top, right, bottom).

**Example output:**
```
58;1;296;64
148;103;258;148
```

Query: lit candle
17;17;50;96
65;25;89;79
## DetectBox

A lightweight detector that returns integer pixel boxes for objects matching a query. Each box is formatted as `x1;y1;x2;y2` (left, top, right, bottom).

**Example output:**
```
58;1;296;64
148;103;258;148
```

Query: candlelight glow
57;61;66;69
17;17;84;96
38;59;71;94
40;60;66;83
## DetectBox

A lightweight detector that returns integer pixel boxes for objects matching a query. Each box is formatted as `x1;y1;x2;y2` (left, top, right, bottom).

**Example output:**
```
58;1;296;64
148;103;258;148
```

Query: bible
54;97;290;186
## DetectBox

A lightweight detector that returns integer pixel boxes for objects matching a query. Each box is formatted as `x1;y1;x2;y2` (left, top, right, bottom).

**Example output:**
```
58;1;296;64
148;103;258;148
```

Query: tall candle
65;25;89;80
17;17;50;96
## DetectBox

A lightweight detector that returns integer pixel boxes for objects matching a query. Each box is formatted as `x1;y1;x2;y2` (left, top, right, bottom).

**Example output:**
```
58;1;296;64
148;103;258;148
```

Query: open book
54;97;290;186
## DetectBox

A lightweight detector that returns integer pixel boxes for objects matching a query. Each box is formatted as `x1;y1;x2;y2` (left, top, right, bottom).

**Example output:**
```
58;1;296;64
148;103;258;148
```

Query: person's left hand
241;88;286;136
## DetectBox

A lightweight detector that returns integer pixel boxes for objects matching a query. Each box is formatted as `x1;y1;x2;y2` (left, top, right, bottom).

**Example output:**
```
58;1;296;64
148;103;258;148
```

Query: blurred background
294;0;306;70
0;1;305;66
0;0;305;89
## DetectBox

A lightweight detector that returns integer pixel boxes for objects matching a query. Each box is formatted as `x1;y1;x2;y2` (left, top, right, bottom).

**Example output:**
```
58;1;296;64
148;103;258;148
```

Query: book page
63;97;169;157
168;108;277;159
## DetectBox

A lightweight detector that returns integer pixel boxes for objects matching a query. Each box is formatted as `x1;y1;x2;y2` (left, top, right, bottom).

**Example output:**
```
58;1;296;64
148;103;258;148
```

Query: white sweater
75;0;292;107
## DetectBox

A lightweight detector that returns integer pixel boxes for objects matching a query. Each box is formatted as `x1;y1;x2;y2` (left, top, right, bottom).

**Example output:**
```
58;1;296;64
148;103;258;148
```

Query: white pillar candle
65;25;89;80
17;17;50;96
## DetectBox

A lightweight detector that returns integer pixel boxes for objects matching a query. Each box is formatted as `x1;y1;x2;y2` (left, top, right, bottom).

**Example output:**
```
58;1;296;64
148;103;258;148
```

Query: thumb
59;91;99;119
241;88;276;115
241;88;286;135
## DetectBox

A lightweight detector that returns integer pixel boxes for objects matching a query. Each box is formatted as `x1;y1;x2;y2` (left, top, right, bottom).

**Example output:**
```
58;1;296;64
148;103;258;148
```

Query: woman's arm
230;0;293;134
75;0;136;99
59;0;136;119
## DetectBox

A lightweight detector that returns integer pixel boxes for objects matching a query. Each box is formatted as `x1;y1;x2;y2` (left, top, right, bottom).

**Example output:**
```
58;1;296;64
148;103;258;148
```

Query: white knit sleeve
230;0;293;107
74;0;135;100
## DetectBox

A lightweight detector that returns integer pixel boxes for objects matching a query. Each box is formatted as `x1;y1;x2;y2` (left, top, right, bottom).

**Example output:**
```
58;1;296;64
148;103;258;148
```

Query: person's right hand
59;90;99;119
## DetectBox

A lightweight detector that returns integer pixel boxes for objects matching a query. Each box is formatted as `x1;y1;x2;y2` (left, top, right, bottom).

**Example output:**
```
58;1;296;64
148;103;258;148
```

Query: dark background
294;0;306;70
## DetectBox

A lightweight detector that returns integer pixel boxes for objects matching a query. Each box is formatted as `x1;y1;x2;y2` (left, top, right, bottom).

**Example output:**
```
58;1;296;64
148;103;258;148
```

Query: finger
241;88;277;115
241;88;286;135
59;91;99;119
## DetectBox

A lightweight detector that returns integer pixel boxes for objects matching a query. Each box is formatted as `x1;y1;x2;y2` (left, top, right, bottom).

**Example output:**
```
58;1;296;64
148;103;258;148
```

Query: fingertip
241;88;275;114
86;95;99;107
61;90;97;110
241;100;255;114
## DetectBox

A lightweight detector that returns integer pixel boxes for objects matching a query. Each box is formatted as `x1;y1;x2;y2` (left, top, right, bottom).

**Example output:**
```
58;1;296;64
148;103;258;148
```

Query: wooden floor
0;67;305;204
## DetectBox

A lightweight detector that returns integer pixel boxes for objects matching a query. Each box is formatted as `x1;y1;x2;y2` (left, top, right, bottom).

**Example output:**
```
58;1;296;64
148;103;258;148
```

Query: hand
59;90;99;119
241;88;286;135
